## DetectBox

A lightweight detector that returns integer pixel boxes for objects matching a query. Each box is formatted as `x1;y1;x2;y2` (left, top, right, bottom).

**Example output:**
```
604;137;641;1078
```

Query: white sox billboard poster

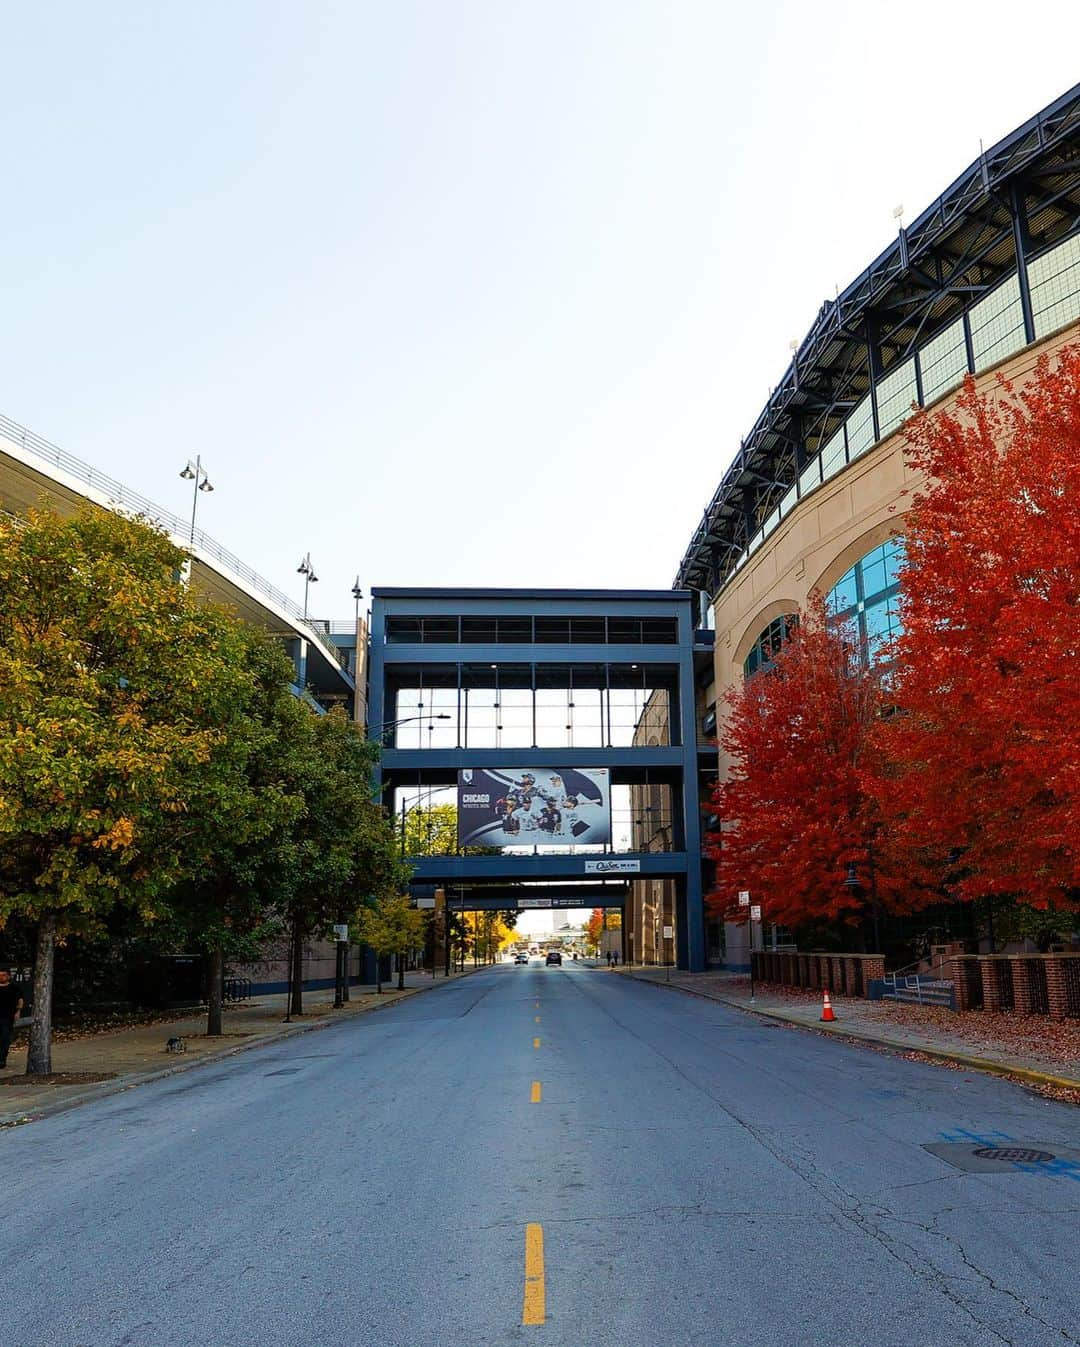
457;768;612;848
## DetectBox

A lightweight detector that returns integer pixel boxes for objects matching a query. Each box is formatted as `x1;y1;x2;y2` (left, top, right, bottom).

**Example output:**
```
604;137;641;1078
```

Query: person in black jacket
0;970;24;1069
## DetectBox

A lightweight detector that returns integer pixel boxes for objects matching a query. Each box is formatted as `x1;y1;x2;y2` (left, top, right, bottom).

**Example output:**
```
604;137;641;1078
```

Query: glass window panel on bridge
496;686;533;748
389;663;677;750
391;688;458;749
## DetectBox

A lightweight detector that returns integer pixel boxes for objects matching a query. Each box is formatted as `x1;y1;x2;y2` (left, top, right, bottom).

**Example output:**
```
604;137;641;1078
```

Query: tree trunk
290;921;304;1016
27;912;57;1076
397;955;405;991
342;944;351;1002
376;956;382;995
206;944;224;1036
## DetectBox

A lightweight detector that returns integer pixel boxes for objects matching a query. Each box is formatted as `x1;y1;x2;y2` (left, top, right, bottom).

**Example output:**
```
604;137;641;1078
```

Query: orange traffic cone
820;989;837;1023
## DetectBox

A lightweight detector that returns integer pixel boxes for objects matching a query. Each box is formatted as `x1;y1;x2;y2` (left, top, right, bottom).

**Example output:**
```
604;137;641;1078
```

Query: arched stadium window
743;614;796;680
827;537;905;666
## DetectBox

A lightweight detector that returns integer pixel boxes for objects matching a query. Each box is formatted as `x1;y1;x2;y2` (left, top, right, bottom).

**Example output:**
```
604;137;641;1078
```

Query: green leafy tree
286;712;404;1013
402;801;457;856
354;893;425;991
0;508;256;1073
159;630;309;1035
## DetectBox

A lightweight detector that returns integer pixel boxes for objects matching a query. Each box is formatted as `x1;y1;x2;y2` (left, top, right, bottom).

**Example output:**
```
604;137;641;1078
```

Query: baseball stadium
631;82;1080;967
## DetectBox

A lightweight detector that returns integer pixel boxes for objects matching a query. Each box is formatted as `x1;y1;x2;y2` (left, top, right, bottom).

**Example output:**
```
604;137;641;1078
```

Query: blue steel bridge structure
367;588;715;972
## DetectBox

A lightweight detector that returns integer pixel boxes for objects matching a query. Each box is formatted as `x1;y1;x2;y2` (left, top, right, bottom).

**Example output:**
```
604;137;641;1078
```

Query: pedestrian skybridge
368;588;712;970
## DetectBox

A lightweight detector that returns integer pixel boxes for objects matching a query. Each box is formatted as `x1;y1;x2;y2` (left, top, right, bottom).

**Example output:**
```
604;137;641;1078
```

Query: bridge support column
675;872;706;973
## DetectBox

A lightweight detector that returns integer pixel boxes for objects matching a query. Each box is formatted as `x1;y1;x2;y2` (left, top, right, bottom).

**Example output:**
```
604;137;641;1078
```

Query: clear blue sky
4;2;1079;619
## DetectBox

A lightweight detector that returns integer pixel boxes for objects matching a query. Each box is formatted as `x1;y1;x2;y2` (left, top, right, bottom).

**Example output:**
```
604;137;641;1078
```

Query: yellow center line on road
533;1037;540;1049
522;1223;545;1325
530;1080;542;1103
534;1015;541;1023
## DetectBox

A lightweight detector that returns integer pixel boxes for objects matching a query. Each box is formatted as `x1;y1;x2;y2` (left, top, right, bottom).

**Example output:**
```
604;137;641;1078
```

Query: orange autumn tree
871;349;1080;913
584;909;604;953
705;595;908;939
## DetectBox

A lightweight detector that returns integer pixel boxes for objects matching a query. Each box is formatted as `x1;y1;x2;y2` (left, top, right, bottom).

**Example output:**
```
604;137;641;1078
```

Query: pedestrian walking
612;951;619;967
0;969;24;1070
606;951;613;968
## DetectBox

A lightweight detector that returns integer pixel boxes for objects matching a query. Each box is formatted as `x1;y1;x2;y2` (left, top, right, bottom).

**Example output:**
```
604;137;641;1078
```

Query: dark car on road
545;951;562;965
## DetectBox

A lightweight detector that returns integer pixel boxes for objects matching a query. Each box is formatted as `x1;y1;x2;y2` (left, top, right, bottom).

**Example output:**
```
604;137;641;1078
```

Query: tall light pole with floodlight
179;456;213;545
297;553;318;619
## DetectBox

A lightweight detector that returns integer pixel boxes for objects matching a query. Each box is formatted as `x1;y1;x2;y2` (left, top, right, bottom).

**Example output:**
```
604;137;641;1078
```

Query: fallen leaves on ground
668;972;1080;1070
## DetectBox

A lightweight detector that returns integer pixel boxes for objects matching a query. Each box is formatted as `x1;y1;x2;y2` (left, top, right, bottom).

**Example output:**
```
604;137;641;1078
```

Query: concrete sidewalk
618;966;1080;1093
0;967;479;1127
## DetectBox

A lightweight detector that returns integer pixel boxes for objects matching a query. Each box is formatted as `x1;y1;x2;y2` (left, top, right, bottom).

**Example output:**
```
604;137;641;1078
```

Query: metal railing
880;950;956;1003
0;411;350;674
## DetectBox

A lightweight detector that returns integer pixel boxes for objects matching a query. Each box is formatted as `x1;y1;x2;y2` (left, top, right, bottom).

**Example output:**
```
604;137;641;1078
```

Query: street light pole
297;553;318;620
179;456;213;545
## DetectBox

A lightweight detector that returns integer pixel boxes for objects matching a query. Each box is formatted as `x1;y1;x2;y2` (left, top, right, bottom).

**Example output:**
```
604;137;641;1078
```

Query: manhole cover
924;1141;1078;1173
972;1146;1055;1164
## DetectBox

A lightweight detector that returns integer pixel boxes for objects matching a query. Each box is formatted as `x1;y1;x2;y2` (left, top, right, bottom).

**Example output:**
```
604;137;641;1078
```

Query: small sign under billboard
457;768;611;848
584;859;640;874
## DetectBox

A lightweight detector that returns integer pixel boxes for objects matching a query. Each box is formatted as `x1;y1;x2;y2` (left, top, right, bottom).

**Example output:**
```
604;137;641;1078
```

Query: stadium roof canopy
675;81;1080;594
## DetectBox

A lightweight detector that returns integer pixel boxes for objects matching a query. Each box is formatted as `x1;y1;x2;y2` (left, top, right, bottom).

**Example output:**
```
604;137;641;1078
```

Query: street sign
332;924;349;942
414;897;435;909
518;898;553;909
585;859;641;874
738;891;750;906
750;905;762;921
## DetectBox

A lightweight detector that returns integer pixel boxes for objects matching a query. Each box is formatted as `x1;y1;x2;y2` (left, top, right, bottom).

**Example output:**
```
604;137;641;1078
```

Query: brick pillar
830;956;842;991
1046;957;1069;1021
863;956;885;987
947;957;970;1011
1010;958;1034;1015
798;954;809;988
979;957;1001;1011
842;958;856;997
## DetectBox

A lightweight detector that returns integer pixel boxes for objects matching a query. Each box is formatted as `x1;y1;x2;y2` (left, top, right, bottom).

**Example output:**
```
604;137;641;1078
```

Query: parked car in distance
514;953;529;964
545;951;562;965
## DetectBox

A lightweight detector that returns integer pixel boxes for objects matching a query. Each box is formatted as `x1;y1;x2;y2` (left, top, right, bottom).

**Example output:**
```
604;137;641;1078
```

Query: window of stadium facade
742;538;906;679
828;538;905;666
742;615;795;679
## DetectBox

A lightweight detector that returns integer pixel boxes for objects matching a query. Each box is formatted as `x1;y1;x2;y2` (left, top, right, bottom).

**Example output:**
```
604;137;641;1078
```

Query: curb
0;967;482;1129
620;971;1080;1095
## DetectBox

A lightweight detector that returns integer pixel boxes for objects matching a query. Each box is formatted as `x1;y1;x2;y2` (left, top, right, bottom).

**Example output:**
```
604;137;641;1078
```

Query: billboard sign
457;768;611;848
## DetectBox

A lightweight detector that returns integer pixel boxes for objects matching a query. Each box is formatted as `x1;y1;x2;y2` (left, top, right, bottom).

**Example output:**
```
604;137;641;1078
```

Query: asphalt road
4;962;1080;1347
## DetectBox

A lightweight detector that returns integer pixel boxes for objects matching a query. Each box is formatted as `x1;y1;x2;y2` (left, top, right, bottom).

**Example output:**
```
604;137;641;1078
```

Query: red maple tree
871;348;1080;911
705;594;902;935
